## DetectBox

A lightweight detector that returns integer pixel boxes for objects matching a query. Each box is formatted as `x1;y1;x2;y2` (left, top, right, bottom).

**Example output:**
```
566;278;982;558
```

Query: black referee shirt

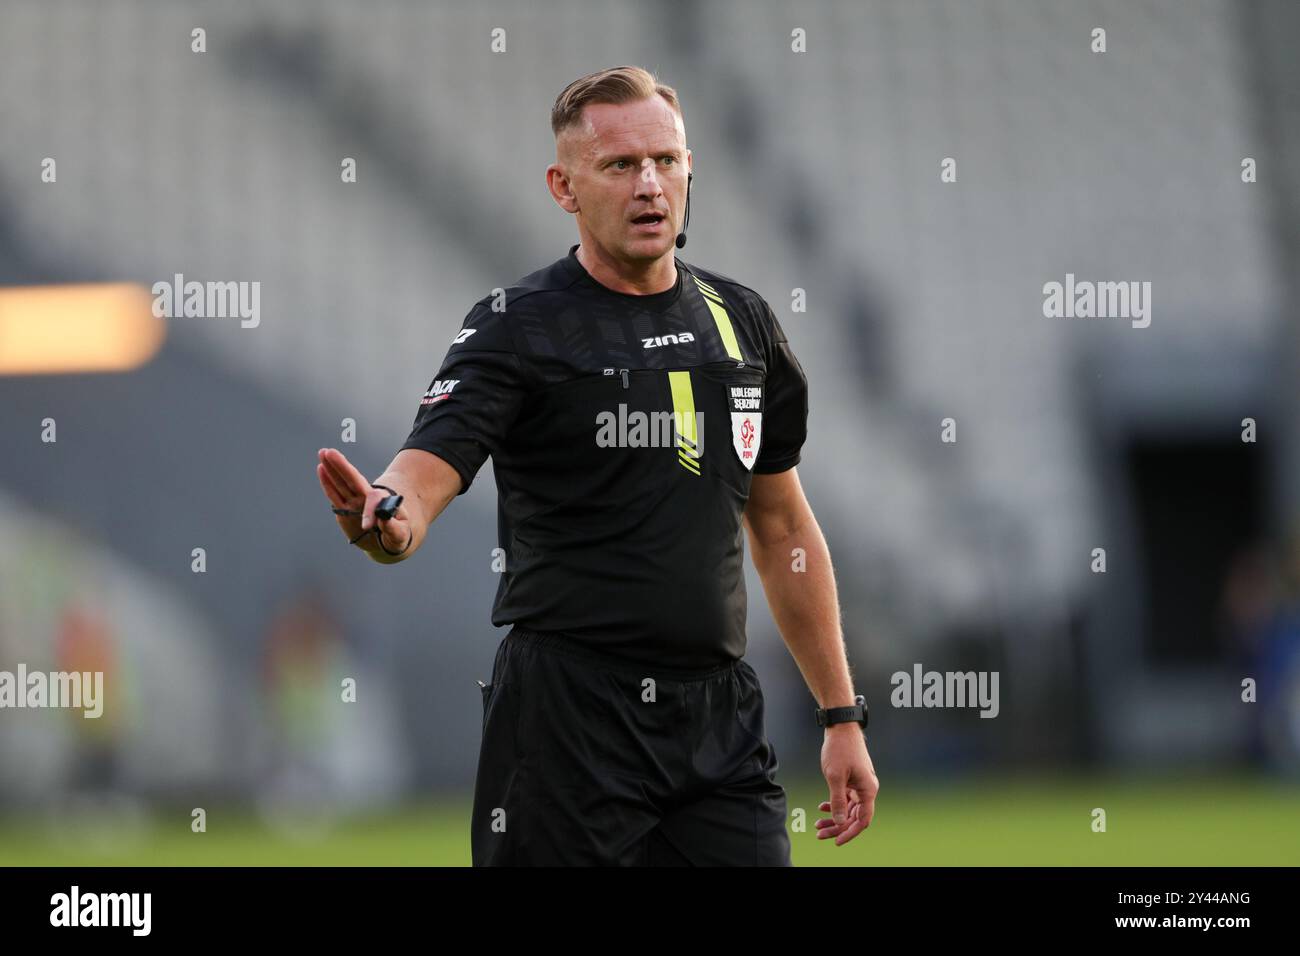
401;244;809;670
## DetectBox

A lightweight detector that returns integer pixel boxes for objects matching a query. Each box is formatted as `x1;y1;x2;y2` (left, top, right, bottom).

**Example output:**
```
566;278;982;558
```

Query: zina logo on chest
642;332;695;349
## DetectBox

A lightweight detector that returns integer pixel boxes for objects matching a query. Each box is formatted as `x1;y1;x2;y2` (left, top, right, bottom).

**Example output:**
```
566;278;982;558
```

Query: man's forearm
750;516;857;709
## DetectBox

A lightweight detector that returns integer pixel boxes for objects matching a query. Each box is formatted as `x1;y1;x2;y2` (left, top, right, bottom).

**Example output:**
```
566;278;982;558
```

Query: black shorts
471;626;793;866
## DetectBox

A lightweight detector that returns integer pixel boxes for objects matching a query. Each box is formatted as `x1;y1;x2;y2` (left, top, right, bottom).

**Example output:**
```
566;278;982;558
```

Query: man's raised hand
316;447;412;559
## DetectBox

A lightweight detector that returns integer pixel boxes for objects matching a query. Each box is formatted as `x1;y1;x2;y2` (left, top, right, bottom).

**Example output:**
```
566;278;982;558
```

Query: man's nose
634;159;662;196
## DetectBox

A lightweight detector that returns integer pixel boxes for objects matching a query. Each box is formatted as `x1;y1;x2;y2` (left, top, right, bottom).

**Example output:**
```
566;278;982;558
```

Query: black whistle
375;494;403;521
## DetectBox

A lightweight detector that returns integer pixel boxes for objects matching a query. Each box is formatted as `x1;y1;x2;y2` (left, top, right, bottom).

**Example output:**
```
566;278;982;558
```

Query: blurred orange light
0;283;165;375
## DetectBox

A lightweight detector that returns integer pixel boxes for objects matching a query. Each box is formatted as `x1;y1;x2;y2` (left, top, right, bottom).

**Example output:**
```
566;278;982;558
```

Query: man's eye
661;156;675;165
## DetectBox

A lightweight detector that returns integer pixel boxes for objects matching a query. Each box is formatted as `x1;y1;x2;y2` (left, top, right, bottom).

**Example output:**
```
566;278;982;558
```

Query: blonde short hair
551;65;683;138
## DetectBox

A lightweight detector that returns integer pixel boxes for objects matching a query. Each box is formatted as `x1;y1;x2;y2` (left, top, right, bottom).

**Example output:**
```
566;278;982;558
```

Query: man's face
550;96;692;264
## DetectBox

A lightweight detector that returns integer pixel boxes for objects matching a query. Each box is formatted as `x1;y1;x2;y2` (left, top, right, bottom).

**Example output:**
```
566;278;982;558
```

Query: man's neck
575;242;677;296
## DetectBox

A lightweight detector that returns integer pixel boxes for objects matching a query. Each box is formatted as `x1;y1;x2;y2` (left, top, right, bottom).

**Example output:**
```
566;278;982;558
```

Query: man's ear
546;164;579;214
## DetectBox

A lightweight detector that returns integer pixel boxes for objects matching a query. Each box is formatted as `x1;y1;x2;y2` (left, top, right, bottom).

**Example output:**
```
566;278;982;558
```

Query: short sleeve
754;299;809;474
399;302;531;494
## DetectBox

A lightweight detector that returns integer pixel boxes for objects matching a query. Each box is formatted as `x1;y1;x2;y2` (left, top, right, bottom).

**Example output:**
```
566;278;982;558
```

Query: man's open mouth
632;213;665;225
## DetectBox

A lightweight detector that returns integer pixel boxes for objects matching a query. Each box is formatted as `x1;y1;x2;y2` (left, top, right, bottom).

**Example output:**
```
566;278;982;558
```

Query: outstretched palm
316;447;409;555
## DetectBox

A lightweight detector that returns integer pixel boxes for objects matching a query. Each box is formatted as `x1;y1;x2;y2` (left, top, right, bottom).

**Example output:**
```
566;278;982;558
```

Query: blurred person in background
1222;528;1300;773
55;598;121;793
259;585;345;804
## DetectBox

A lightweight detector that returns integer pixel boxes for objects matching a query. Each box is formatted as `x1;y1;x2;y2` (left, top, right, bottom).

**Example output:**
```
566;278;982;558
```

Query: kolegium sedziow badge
727;382;763;469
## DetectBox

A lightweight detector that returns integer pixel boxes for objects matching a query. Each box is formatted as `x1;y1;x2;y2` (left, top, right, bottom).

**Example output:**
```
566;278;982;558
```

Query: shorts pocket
732;662;770;750
480;636;511;735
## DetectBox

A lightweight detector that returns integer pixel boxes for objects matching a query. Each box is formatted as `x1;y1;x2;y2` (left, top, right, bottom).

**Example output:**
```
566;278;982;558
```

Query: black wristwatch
816;694;868;730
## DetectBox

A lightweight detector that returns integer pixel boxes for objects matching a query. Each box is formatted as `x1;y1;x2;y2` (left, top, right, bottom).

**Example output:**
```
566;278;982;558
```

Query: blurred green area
1;774;1296;866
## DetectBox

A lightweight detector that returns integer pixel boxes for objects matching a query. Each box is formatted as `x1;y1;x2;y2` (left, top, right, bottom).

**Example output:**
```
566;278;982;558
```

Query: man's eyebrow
598;148;683;164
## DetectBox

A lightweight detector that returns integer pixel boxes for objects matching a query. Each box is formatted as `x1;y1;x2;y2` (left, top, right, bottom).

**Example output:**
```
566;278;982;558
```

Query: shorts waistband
505;626;741;682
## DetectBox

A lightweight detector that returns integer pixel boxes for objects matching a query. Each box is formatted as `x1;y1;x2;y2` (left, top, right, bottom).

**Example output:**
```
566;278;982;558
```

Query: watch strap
816;694;868;729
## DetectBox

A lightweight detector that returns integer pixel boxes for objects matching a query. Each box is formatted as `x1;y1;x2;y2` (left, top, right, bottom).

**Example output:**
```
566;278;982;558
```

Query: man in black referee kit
315;66;879;865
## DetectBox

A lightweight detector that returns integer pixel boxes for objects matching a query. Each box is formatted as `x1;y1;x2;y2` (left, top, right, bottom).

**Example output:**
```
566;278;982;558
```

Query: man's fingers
816;798;863;840
361;488;407;533
375;514;410;551
360;487;384;530
363;496;411;553
322;447;372;498
816;801;857;815
317;463;351;507
816;799;842;835
318;448;364;499
321;456;363;501
856;790;878;829
829;785;849;826
833;798;869;844
851;768;879;827
816;790;875;844
833;815;869;846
